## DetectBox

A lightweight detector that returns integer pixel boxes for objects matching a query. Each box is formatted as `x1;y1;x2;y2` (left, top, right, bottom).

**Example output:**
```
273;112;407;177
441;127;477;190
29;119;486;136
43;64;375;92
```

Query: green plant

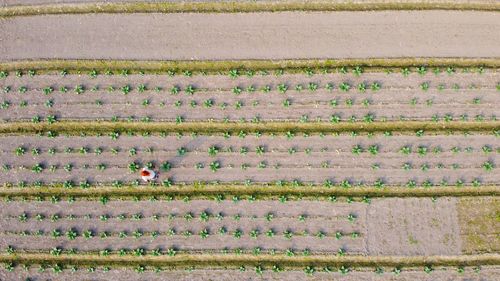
128;162;139;172
15;146;25;156
209;161;220;172
352;66;363;76
368;145;379;155
339;82;350;92
31;163;43;173
482;161;494;171
351;145;363;155
161;161;172;171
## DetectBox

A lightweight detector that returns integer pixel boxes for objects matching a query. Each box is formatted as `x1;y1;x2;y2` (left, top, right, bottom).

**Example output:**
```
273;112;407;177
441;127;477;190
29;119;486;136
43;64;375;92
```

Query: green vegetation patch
458;197;500;254
0;121;498;136
1;1;499;17
0;184;498;200
0;58;498;74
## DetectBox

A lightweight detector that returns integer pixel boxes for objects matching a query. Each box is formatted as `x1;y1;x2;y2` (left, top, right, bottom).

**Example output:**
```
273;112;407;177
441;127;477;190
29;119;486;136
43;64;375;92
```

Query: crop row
3;81;498;95
6;211;350;222
1;226;361;241
6;142;498;156
1;261;487;278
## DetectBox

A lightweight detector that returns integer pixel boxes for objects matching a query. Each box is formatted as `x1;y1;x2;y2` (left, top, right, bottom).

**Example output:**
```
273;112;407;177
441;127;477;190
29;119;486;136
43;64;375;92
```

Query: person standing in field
140;167;157;182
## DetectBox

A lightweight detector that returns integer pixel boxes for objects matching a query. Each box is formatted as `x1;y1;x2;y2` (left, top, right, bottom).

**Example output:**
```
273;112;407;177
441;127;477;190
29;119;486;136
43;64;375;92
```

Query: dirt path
1;11;499;60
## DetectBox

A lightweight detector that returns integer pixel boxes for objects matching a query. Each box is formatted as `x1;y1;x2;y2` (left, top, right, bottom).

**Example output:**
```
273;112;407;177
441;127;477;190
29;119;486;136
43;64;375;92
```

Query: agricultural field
0;1;499;281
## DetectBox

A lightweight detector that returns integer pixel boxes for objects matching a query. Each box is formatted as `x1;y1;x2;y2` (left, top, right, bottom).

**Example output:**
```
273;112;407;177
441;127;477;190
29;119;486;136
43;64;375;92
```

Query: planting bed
0;133;497;186
0;69;498;122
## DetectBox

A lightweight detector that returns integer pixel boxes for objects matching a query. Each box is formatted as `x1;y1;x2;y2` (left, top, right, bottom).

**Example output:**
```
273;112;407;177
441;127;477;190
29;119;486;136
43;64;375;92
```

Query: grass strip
0;58;498;74
0;185;498;199
1;1;499;17
0;121;498;135
1;253;499;268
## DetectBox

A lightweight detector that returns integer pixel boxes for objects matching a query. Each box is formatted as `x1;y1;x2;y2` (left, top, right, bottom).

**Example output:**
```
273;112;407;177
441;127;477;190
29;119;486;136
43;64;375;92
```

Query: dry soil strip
1;185;498;198
1;253;499;268
0;121;497;135
1;1;499;17
1;12;500;61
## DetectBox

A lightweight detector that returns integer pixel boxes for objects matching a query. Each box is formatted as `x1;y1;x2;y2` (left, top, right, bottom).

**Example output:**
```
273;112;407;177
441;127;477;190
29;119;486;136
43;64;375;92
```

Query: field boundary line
0;121;498;135
0;58;499;73
1;1;499;17
1;253;499;268
1;185;498;199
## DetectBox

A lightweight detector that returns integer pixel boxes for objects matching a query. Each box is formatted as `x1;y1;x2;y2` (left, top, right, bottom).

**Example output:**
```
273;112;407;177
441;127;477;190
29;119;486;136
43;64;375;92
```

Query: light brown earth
1;11;500;60
0;134;497;185
1;71;498;122
457;197;500;254
366;197;461;255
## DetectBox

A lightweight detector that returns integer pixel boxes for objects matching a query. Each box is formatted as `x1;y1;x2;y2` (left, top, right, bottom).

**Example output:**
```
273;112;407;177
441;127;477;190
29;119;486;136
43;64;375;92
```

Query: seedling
209;161;220;172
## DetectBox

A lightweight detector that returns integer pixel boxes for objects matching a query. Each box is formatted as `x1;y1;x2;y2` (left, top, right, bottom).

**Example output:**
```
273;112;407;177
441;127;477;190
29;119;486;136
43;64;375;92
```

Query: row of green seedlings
3;153;495;175
2;157;494;178
5;246;347;260
9;143;498;157
2;193;374;207
1;93;491;115
11;211;351;224
5;143;498;175
2;223;360;241
0;261;483;277
0;65;491;79
4;79;498;100
2;175;491;193
1;174;491;191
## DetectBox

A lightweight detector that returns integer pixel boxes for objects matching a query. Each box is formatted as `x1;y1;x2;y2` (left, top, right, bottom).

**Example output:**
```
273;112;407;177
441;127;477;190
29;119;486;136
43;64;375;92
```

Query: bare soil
1;11;500;60
367;197;461;256
1;71;498;122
